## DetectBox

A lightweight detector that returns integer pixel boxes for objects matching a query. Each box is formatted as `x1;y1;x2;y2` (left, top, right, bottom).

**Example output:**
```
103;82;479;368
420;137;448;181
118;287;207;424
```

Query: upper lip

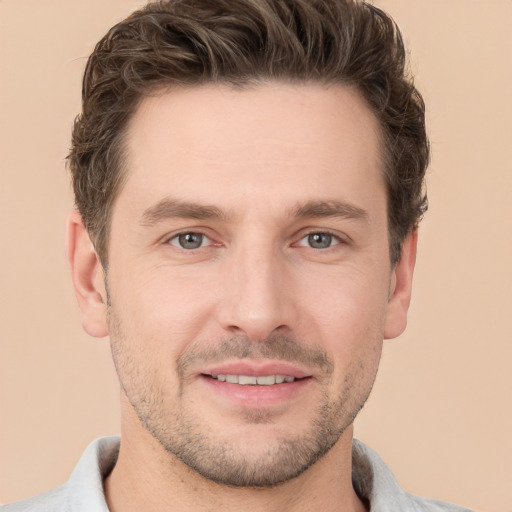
200;361;312;379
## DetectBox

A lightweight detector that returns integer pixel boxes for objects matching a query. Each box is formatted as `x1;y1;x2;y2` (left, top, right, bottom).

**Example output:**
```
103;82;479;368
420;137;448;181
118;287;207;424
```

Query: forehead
119;83;385;219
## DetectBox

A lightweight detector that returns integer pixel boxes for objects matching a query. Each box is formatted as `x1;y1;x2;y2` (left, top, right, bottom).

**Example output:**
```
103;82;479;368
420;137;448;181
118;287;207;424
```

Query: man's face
102;83;408;487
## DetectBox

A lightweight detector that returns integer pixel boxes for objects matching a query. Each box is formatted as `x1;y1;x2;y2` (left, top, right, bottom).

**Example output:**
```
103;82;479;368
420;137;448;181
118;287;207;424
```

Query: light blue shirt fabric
2;436;474;511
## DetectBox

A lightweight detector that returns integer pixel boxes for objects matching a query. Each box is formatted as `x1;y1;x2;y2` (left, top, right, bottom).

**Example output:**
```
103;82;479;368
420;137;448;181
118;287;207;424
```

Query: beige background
1;1;511;510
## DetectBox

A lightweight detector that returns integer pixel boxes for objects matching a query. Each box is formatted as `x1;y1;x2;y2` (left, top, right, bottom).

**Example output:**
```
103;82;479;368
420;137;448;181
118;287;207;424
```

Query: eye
168;232;211;250
297;232;340;249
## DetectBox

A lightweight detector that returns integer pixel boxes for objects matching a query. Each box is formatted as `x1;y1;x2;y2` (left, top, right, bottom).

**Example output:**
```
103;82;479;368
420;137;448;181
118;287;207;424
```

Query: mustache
177;335;334;377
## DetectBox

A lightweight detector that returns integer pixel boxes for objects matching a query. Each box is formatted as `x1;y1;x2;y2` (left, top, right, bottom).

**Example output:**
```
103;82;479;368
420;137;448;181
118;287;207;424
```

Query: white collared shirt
2;436;475;511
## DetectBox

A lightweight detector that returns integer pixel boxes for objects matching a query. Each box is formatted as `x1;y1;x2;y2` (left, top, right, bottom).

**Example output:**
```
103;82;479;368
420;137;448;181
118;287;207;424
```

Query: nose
216;242;298;342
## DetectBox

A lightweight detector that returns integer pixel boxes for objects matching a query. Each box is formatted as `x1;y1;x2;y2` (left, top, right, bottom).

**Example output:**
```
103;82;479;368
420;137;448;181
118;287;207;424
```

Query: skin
67;83;417;512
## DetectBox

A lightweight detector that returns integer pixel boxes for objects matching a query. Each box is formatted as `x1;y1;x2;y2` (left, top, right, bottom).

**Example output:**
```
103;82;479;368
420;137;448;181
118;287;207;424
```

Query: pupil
309;233;331;249
179;233;203;249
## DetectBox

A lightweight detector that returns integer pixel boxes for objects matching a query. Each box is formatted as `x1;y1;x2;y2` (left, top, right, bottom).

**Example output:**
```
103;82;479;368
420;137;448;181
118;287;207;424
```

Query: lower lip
199;375;312;408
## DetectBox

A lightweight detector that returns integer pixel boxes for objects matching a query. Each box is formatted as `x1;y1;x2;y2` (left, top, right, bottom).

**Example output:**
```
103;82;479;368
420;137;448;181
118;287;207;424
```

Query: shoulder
1;436;119;512
404;494;475;512
352;440;476;512
1;485;69;512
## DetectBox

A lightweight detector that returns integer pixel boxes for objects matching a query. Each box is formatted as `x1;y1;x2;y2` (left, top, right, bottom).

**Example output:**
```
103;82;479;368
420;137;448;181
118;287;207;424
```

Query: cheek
299;268;389;341
297;269;387;392
110;268;219;353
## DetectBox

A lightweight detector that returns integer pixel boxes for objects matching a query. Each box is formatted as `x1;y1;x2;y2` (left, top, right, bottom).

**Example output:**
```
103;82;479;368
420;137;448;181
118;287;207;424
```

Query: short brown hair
68;0;429;265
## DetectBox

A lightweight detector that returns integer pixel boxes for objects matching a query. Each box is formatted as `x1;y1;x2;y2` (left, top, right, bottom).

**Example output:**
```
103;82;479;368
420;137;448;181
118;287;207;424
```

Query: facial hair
108;307;379;488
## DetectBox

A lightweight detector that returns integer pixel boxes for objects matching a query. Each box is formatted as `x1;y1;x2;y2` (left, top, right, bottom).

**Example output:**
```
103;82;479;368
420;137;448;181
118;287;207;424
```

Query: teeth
239;375;257;385
257;375;275;385
211;374;296;385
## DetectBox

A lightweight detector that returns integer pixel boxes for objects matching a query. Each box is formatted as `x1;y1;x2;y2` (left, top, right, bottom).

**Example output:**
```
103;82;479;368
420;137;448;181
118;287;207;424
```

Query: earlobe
384;230;418;340
66;211;109;338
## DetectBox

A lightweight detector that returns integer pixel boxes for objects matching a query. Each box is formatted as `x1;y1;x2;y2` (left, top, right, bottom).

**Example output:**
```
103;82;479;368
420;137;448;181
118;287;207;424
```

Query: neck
104;422;366;512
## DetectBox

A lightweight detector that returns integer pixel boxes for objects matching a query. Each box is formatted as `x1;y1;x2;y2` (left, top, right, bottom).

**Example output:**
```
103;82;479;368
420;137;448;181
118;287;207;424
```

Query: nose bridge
217;234;294;341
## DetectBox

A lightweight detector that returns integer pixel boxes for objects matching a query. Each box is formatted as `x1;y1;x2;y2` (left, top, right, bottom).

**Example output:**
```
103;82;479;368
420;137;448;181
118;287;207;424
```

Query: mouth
197;362;314;408
203;373;301;385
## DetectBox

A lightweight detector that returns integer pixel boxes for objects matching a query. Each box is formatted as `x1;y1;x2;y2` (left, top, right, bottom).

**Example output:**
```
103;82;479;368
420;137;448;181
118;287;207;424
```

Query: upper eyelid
163;228;213;243
295;228;349;244
169;230;212;242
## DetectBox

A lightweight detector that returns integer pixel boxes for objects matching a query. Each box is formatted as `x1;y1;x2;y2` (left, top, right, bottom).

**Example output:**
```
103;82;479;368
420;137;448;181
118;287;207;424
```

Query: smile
209;374;296;385
199;368;313;407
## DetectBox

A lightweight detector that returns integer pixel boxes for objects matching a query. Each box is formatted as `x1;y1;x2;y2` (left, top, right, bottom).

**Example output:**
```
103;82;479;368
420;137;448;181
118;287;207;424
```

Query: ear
66;210;109;338
384;229;418;340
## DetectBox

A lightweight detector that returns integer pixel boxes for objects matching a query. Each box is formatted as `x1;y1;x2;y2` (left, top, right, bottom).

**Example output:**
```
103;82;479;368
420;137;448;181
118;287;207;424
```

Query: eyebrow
140;198;228;226
292;200;369;222
140;197;368;227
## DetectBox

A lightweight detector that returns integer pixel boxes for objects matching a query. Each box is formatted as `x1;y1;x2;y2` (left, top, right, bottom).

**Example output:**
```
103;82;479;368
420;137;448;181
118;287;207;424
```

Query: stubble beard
108;308;379;488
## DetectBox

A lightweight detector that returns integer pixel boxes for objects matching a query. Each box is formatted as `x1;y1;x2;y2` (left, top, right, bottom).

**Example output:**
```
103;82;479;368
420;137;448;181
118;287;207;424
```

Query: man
2;1;474;511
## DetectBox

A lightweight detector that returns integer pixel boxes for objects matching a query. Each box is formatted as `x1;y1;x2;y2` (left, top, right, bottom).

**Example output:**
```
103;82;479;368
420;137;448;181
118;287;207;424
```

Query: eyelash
167;231;214;250
166;229;346;251
295;230;344;250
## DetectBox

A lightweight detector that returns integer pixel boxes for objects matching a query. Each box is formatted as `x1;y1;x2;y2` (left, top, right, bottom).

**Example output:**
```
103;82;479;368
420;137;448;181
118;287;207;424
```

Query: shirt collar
65;436;414;511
